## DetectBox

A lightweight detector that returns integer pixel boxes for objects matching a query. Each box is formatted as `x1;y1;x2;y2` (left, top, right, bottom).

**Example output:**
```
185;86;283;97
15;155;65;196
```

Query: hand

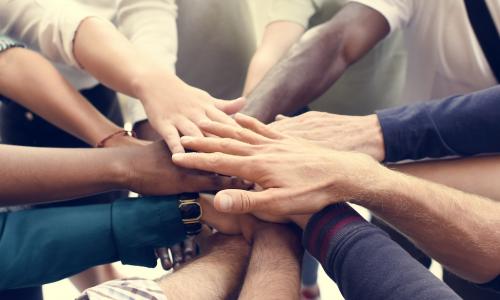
117;141;248;195
134;69;246;154
172;114;384;215
270;112;386;161
200;194;263;242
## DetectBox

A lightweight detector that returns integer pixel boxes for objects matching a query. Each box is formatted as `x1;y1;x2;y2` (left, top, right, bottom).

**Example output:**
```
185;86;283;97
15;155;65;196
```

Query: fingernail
181;136;194;142
218;193;233;211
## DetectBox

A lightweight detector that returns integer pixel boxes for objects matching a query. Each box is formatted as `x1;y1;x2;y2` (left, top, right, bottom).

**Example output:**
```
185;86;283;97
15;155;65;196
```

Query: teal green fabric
0;196;185;290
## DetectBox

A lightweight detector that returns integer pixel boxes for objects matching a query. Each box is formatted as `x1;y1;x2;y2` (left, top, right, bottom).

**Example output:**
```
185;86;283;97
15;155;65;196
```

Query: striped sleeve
303;203;461;300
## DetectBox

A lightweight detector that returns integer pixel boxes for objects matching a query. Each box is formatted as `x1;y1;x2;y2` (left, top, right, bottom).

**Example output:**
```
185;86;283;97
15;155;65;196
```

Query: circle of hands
141;112;381;270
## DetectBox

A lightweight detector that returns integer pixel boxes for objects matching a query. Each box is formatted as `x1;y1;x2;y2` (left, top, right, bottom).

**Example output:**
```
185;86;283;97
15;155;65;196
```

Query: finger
213;189;279;214
158;125;184;154
275;114;290;121
183;236;196;261
184;174;252;193
206;107;239;126
156;248;173;271
181;136;253;156
172;152;250;178
214;97;246;115
234;113;284;140
176;118;204;138
198;120;268;144
171;244;184;268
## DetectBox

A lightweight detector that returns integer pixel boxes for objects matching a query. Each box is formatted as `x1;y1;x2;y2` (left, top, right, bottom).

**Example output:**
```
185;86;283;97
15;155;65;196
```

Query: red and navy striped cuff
303;203;366;264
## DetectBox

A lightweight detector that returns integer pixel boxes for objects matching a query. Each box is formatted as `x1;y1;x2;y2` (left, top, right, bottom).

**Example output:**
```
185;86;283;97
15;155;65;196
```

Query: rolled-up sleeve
0;0;109;68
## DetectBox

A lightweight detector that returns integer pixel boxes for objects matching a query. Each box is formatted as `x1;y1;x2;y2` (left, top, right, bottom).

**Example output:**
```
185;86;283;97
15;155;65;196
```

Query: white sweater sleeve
115;0;178;73
0;0;108;68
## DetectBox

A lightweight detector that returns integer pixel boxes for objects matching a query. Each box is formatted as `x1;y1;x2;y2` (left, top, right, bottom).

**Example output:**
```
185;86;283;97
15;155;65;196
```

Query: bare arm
0;142;241;206
239;224;302;300
395;156;500;202
243;21;305;96
159;234;250;300
241;3;389;122
172;114;500;284
73;17;244;154
0;47;122;146
351;167;500;283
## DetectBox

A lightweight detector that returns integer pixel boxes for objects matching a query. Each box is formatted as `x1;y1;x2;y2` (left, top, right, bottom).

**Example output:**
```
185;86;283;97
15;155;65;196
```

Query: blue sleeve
376;85;500;162
0;196;185;289
479;275;500;293
303;204;460;300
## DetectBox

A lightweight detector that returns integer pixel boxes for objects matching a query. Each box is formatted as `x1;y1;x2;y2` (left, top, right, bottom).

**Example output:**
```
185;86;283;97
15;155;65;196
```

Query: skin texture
0;47;123;147
0;141;245;206
271;112;385;161
172;113;500;284
240;3;389;123
238;224;302;300
73;17;244;154
243;21;305;96
160;224;302;300
173;113;380;215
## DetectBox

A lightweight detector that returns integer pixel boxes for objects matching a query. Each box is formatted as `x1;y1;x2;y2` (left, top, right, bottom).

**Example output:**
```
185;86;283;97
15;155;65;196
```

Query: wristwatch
178;193;202;236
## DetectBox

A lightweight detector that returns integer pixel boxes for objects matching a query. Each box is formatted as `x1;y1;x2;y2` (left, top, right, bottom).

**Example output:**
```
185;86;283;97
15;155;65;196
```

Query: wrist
348;164;398;208
322;150;388;204
130;65;183;103
104;146;133;190
361;114;385;161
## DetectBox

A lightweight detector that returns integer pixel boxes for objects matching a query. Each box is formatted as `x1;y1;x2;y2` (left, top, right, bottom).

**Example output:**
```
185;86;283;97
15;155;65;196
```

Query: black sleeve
376;85;500;162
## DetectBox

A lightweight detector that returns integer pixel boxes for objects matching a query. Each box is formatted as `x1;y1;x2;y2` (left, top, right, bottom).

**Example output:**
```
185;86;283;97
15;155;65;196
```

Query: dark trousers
0;84;125;300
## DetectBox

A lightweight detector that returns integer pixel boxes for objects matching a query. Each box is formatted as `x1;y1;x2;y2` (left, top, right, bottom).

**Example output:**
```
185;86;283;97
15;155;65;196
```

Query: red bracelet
96;129;136;148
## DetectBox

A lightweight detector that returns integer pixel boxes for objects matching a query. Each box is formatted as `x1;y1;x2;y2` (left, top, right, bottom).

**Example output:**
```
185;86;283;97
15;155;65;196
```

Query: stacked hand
134;70;246;154
271;111;386;161
172;113;385;217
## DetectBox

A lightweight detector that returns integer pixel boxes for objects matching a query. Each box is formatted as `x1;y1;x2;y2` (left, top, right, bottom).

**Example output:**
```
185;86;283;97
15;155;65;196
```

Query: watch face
179;202;201;220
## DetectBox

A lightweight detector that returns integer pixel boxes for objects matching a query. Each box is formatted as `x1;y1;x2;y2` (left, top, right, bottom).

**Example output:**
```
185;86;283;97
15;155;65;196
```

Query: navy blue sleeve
479;275;500;293
303;204;460;300
376;85;500;162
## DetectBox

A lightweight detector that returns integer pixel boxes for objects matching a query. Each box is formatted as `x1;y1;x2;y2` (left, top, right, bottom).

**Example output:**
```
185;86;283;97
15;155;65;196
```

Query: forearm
0;47;121;146
239;225;302;300
241;4;388;123
73;17;183;103
0;196;184;289
352;167;500;282
241;19;348;122
0;203;117;289
0;145;126;205
242;21;305;96
301;204;460;300
159;234;250;300
395;156;500;201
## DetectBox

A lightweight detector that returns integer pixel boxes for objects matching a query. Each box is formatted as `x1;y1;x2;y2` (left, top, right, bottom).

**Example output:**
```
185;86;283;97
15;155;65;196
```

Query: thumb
214;97;246;115
214;189;274;214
